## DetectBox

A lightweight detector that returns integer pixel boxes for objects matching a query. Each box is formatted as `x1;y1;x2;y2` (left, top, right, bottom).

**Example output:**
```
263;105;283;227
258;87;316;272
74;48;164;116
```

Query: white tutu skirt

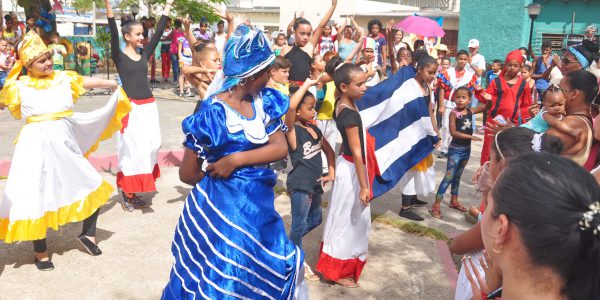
0;90;130;243
116;99;161;193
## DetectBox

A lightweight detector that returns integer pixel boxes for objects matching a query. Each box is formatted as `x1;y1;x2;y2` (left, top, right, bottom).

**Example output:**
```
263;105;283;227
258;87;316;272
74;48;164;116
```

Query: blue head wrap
569;47;590;69
207;25;275;97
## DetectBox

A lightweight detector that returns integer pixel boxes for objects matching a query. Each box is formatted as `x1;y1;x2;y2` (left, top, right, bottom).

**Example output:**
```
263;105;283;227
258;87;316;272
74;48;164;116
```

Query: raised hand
386;20;395;33
462;257;485;300
213;6;232;21
303;76;320;87
480;250;502;295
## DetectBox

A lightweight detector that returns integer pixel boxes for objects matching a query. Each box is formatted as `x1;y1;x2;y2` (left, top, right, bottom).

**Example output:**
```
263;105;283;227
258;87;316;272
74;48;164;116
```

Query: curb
436;240;459;291
0;149;185;177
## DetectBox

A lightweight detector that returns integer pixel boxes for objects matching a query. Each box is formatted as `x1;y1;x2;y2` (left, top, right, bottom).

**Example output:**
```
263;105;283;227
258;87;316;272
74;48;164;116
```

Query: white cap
468;39;480;48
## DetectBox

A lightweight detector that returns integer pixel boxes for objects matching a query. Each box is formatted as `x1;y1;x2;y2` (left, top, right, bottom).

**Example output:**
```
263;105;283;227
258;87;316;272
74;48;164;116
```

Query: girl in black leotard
282;0;337;86
105;0;173;212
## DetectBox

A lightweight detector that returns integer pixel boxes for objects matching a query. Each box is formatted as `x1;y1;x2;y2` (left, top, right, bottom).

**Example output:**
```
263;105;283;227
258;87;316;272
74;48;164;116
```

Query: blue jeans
289;190;322;249
170;53;180;83
436;146;470;200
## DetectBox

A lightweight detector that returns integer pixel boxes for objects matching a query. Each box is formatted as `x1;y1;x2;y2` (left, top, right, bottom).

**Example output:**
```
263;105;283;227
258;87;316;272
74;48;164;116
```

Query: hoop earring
492;243;503;254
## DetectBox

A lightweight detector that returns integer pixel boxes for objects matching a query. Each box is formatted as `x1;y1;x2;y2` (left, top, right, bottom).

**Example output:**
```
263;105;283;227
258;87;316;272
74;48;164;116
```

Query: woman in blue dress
162;25;307;300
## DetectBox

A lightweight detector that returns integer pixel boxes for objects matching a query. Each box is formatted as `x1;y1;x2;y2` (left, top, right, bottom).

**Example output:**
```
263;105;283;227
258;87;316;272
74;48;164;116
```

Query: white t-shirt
549;66;564;86
214;32;227;55
466;53;486;76
361;61;380;87
587;61;600;81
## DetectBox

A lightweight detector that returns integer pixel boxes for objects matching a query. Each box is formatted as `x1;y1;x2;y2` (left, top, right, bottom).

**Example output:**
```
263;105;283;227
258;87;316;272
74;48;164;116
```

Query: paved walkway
0;94;486;299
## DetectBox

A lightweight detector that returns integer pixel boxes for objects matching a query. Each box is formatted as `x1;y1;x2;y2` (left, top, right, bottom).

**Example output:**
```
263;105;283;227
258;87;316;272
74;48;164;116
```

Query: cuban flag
357;66;439;199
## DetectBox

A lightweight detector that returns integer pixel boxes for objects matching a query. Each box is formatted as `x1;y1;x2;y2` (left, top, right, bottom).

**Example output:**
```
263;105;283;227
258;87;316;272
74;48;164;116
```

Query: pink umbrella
395;16;445;37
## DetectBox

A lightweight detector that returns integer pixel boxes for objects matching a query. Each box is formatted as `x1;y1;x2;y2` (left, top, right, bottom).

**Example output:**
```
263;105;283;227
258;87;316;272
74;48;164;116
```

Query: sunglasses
561;57;581;66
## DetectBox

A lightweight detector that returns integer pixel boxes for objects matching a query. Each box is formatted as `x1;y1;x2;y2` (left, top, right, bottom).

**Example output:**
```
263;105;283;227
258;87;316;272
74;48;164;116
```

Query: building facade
459;0;599;62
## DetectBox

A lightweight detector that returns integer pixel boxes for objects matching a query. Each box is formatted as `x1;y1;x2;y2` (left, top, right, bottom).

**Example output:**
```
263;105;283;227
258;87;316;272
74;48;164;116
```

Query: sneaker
129;196;150;209
76;235;102;256
399;208;424;221
437;152;447;159
120;191;135;212
34;257;54;271
411;198;428;207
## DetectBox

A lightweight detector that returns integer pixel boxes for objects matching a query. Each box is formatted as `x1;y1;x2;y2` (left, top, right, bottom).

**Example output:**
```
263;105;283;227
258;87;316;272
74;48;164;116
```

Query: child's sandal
429;206;442;219
449;201;468;213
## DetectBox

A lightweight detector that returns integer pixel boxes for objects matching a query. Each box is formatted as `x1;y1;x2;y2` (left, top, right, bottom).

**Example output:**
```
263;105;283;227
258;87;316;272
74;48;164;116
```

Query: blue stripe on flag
371;137;435;198
356;66;416;111
368;96;432;149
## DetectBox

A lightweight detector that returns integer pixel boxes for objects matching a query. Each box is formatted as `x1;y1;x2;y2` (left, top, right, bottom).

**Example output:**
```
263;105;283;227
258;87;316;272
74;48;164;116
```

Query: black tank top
285;46;312;82
286;124;324;194
450;108;473;148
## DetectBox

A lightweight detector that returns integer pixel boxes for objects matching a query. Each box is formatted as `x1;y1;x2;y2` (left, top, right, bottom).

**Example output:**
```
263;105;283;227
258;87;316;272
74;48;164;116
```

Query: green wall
530;0;600;52
459;0;599;63
458;0;530;62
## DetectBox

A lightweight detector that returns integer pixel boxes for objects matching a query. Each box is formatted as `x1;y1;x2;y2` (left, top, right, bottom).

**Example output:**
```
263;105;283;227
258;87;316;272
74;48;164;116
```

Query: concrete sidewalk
0;167;455;299
0;95;488;299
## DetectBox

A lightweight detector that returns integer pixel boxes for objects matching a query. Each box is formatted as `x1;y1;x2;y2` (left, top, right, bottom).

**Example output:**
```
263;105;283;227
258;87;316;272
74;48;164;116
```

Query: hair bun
121;16;133;27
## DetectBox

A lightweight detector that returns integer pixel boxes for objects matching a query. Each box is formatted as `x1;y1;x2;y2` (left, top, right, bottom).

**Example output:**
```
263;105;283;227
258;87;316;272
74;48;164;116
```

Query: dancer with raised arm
0;31;130;271
105;0;173;211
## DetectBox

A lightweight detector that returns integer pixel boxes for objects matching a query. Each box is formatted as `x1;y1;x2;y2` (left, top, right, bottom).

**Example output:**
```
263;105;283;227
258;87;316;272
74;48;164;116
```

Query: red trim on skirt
117;164;161;193
121;97;156;133
316;242;367;282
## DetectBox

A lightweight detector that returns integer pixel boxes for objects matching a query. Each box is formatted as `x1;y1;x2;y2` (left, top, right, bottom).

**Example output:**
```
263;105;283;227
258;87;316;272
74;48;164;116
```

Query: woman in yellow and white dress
0;32;130;271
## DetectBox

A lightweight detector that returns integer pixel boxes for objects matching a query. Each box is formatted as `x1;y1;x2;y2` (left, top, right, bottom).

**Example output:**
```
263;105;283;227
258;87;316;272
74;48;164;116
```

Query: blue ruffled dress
162;88;305;300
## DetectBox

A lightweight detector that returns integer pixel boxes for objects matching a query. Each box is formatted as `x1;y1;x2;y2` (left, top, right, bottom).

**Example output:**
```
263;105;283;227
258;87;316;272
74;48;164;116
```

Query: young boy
0;38;14;88
267;56;292;172
485;59;502;87
48;33;68;71
437;50;478;158
359;37;381;88
213;20;227;56
267;55;291;96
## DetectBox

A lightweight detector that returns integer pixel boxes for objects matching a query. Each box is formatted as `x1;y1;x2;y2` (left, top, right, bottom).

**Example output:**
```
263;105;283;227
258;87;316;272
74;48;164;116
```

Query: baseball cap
468;39;479;48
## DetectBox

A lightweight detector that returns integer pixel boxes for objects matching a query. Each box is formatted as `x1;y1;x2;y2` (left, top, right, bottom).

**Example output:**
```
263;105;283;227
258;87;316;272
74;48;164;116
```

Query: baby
521;85;581;137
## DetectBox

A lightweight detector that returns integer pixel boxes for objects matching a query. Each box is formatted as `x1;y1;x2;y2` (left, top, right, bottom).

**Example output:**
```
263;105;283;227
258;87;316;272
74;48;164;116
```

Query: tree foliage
71;0;228;21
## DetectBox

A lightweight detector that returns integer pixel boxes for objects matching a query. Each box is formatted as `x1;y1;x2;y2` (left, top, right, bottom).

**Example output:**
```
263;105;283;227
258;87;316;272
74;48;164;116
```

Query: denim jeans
289;190;323;249
436;146;471;200
170;53;180;83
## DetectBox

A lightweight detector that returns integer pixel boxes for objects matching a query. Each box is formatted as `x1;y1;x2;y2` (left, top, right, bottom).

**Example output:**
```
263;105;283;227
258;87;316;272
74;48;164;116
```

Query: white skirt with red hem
316;156;370;282
117;98;161;193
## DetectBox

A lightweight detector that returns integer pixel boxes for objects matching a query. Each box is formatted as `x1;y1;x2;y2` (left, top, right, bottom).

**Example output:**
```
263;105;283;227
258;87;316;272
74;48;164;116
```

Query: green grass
374;215;449;242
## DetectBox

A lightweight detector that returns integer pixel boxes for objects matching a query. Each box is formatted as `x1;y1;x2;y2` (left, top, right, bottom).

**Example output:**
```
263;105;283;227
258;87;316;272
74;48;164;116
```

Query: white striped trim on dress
185;132;206;159
288;245;302;300
168;263;208;300
190;191;292;280
197;186;296;261
183;194;287;289
178;201;283;295
173;233;252;300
